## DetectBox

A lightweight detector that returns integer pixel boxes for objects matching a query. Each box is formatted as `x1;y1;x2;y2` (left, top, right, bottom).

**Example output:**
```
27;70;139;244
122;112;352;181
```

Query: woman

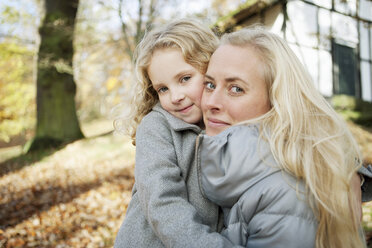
198;27;371;247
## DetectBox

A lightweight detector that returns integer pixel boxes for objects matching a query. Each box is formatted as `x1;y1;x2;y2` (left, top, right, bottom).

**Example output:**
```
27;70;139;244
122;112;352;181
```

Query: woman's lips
206;118;230;127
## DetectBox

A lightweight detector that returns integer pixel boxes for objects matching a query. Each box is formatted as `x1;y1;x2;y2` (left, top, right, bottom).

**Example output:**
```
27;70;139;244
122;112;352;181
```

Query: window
332;41;360;97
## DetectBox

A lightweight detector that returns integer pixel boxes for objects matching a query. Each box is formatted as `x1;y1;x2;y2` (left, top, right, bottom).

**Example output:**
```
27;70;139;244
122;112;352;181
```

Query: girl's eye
231;86;244;93
181;76;191;83
204;81;216;90
157;87;168;93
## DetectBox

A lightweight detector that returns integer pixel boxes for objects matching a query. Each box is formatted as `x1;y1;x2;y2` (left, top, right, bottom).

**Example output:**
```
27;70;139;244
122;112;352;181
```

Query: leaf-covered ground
0;120;371;247
0;121;135;247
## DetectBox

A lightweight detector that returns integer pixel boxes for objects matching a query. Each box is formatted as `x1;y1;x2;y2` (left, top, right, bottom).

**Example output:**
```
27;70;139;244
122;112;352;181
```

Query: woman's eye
204;82;215;90
157;87;168;93
181;76;191;83
231;86;244;93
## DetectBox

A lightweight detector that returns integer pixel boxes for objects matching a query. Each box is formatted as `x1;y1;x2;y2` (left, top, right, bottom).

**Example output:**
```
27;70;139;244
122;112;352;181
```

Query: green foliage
1;5;22;24
0;43;35;142
332;95;372;126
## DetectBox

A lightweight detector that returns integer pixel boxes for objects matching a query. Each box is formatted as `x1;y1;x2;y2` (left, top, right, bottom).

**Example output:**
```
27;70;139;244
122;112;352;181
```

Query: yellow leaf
106;77;118;92
109;191;120;200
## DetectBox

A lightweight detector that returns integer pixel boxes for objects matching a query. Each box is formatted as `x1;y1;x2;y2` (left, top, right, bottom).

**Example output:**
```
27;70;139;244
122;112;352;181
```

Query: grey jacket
199;125;318;247
199;124;372;247
114;104;235;248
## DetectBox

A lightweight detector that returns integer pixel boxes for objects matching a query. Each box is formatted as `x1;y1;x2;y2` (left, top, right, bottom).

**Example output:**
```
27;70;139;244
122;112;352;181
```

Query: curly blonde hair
115;18;218;144
222;28;365;248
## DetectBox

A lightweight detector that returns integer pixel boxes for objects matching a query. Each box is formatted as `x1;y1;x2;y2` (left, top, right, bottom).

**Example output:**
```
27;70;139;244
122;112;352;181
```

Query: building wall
238;0;372;102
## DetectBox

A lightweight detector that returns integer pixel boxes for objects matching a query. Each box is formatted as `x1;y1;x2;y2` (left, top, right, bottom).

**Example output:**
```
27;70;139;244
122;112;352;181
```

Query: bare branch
135;0;143;45
118;0;134;59
146;0;156;29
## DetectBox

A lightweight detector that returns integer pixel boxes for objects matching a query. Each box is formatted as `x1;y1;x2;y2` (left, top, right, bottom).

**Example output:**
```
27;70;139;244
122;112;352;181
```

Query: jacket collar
153;103;202;133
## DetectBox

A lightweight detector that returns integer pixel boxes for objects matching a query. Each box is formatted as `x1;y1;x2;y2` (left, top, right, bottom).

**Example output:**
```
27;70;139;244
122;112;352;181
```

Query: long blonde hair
221;28;365;247
115;18;218;143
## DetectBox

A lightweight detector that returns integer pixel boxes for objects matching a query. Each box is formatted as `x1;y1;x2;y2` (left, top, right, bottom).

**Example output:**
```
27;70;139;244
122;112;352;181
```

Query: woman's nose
204;90;222;111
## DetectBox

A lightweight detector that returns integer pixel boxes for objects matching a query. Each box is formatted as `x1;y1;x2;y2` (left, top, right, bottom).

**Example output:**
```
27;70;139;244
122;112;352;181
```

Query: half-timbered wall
237;0;372;102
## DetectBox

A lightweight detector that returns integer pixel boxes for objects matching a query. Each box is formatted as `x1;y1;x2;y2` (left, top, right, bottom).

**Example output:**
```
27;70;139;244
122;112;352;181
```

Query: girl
114;19;235;247
198;27;370;248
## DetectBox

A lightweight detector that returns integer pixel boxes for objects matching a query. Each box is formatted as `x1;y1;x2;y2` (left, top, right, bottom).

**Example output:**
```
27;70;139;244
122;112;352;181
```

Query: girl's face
148;48;204;124
201;44;271;136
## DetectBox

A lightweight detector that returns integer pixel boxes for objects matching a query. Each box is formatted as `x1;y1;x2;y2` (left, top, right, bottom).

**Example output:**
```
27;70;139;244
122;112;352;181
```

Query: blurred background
0;0;371;247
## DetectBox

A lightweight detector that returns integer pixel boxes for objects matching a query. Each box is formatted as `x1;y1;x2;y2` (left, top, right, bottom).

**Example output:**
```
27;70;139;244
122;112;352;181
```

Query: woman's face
201;44;271;136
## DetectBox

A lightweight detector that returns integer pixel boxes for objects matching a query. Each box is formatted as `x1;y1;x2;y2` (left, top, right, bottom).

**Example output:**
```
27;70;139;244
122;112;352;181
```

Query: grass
0;146;23;164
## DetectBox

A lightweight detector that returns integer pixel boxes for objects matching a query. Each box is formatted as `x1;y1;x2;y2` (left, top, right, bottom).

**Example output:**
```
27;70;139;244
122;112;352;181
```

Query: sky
0;0;41;47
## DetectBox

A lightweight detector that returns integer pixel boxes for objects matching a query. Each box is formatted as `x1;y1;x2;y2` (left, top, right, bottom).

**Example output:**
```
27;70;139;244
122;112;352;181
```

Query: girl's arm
134;111;236;248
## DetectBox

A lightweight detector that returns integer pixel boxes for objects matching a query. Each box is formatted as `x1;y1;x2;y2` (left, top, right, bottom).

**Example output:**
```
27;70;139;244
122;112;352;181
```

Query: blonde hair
221;28;365;247
115;18;218;143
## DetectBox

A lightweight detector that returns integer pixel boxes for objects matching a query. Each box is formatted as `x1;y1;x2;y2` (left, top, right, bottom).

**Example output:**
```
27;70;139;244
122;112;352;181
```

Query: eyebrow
151;81;163;89
205;74;248;85
151;69;194;88
173;69;193;80
205;75;214;81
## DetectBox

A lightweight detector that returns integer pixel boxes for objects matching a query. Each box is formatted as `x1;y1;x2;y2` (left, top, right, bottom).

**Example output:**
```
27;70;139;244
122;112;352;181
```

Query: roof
214;0;281;33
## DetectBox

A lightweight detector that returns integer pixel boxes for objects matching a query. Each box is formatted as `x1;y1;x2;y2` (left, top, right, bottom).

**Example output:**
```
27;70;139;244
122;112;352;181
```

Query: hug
114;18;372;248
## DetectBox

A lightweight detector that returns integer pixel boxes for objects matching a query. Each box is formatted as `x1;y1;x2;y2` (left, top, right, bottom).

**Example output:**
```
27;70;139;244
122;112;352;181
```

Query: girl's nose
171;90;185;104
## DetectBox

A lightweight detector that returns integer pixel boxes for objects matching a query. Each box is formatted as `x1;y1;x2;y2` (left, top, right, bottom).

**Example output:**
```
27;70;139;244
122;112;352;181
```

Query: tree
26;0;83;152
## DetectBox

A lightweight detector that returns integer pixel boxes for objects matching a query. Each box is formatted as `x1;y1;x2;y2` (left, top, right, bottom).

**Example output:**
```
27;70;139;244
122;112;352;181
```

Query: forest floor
0;119;371;247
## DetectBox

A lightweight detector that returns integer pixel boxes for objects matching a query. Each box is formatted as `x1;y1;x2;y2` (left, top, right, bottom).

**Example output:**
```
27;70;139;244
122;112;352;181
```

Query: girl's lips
177;104;193;113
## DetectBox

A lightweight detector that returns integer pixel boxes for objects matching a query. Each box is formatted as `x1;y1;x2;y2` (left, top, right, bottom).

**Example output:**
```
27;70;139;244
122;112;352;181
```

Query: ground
0;119;371;247
0;120;135;247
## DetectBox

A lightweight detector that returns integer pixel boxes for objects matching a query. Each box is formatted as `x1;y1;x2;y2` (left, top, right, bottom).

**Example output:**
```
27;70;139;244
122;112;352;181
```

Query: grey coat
199;124;372;247
114;104;234;248
199;125;317;248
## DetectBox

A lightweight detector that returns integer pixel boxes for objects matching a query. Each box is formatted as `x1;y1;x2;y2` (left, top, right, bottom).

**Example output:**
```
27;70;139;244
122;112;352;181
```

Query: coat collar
153;103;202;133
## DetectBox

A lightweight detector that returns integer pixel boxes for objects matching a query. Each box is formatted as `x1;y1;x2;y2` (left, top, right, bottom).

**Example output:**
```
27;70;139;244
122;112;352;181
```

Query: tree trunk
26;0;83;152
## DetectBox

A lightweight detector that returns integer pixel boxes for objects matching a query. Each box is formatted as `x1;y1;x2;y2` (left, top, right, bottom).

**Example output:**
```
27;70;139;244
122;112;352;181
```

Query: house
214;0;372;102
